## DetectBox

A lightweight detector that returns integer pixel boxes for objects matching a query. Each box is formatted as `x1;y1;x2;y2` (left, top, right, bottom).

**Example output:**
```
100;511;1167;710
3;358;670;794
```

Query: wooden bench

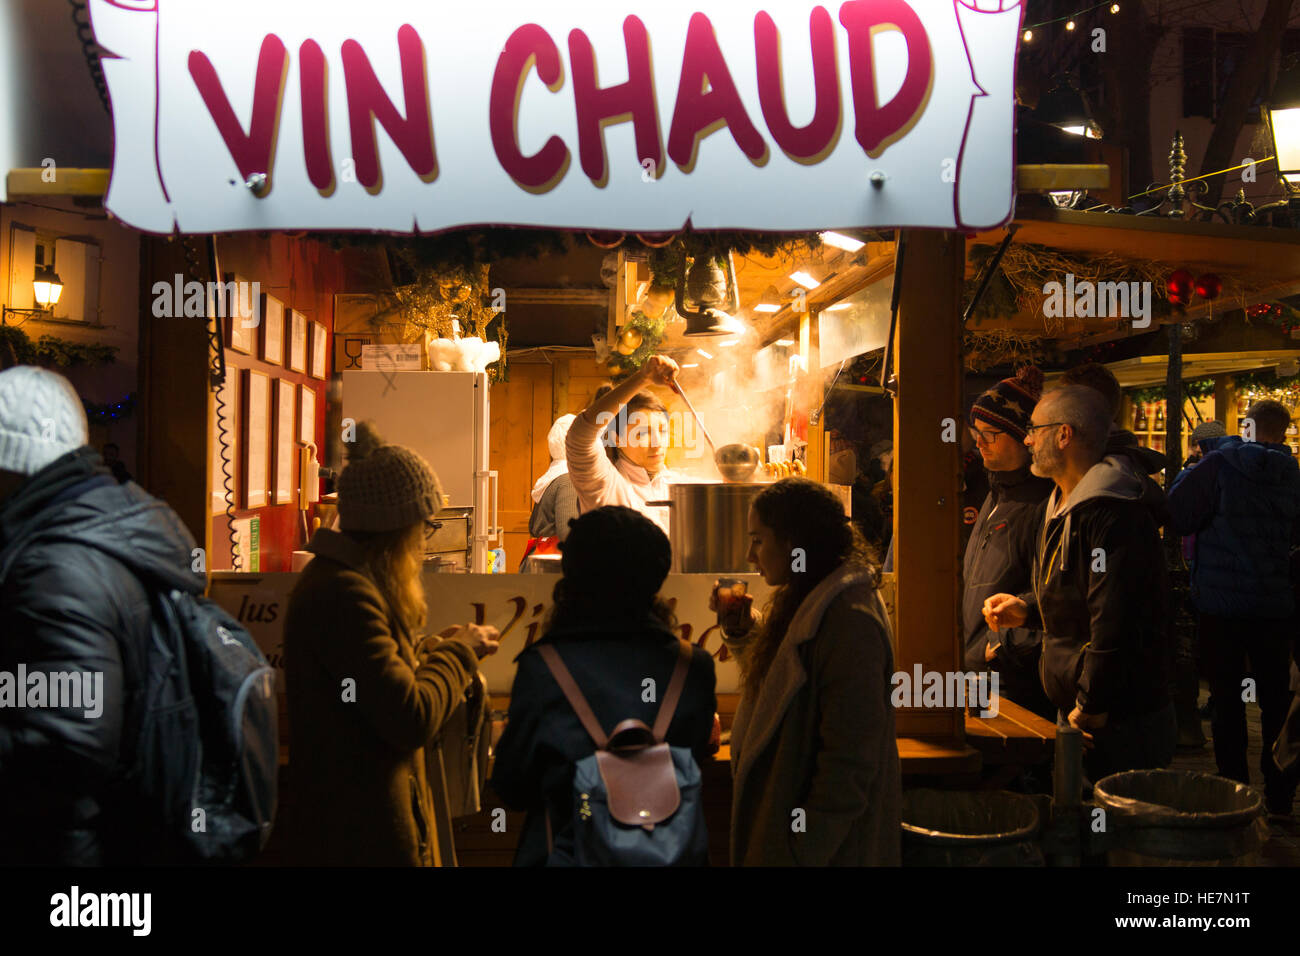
963;697;1056;788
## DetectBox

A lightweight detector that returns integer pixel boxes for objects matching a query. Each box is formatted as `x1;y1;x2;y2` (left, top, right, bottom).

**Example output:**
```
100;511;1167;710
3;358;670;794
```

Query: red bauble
1194;273;1222;300
1167;269;1194;305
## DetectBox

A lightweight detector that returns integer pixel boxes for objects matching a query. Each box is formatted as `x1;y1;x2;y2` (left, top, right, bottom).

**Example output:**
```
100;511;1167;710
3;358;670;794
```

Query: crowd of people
972;362;1300;815
4;351;1298;869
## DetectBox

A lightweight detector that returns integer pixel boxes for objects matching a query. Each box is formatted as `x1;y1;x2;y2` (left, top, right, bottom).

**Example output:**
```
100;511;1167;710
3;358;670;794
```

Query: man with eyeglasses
961;367;1054;720
984;385;1176;782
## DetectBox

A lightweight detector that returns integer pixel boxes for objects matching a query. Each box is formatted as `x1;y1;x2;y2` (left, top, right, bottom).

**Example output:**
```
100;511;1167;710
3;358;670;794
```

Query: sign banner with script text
89;0;1021;234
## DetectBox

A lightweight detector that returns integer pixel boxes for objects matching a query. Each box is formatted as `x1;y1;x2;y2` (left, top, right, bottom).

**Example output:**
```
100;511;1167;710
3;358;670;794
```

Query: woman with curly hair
713;477;901;865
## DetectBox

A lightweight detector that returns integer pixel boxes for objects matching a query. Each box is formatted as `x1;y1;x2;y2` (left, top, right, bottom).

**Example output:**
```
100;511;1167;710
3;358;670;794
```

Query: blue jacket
1168;436;1300;618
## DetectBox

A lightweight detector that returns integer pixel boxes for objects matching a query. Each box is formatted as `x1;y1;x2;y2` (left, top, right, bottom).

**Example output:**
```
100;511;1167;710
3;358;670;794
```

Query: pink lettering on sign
341;24;439;191
666;12;768;171
754;7;841;163
299;39;334;192
838;0;934;158
569;16;662;186
188;33;288;192
489;24;570;192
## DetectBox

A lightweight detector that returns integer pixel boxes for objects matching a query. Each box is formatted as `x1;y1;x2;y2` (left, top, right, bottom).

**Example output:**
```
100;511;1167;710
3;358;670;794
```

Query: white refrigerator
342;370;498;572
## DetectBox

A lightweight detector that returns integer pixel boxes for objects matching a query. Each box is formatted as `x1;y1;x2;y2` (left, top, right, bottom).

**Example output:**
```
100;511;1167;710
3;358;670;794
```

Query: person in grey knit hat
282;420;499;865
335;420;444;532
1;366;205;863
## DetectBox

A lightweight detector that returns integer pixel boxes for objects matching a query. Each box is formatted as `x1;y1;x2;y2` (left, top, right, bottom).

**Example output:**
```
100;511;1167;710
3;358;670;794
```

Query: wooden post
892;230;965;740
802;307;825;481
1214;374;1232;431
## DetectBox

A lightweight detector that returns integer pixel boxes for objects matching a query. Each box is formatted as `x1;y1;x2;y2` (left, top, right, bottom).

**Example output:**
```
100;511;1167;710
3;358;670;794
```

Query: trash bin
1093;770;1268;866
900;789;1043;866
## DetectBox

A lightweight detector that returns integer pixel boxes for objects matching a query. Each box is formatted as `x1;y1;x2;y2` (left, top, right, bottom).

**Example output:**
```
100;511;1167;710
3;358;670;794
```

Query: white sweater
565;409;679;537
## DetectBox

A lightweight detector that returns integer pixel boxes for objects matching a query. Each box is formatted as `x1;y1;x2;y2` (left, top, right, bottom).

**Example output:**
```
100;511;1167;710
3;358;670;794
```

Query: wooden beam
508;288;610;306
1015;164;1110;192
6;168;111;197
892;229;965;741
752;253;894;347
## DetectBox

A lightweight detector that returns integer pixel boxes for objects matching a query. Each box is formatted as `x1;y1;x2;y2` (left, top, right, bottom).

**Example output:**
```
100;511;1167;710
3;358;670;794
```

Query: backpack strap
537;644;608;748
652;640;692;743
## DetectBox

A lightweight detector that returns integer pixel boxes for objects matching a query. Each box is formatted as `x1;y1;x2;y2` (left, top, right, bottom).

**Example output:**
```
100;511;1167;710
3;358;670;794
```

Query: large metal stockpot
652;481;767;573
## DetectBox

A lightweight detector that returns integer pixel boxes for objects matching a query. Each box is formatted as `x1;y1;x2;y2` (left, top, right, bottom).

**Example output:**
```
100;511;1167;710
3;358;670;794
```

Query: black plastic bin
1092;770;1268;866
900;789;1044;866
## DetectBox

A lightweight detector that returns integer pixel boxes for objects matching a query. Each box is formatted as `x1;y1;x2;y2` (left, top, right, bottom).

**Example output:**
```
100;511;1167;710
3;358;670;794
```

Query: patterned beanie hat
1190;420;1227;445
337;421;443;533
0;366;89;476
970;366;1045;441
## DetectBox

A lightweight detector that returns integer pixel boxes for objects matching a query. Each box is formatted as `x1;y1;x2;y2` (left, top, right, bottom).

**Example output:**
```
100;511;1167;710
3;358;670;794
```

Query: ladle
671;379;717;456
672;379;760;481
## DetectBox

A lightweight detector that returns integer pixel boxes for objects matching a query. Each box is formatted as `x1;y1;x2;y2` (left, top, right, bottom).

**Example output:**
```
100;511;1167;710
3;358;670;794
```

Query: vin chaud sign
88;0;1022;234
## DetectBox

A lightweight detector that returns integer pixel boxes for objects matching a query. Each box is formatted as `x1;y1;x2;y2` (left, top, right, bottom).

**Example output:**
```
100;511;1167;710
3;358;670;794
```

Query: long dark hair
742;478;876;699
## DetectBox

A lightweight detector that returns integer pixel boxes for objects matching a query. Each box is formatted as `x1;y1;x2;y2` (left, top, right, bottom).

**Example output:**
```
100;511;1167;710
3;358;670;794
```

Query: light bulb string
1025;0;1115;30
1076;156;1280;211
1124;156;1277;201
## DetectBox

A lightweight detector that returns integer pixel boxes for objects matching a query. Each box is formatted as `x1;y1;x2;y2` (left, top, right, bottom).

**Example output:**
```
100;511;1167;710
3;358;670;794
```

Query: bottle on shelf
1135;403;1148;431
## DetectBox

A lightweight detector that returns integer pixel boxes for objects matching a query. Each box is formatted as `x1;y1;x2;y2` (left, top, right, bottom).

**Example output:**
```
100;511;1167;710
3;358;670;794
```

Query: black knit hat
969;366;1045;441
560;506;671;607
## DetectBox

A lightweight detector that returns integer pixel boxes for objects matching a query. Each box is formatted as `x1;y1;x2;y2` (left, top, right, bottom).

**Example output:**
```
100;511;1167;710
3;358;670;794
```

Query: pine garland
0;325;117;367
1129;378;1215;406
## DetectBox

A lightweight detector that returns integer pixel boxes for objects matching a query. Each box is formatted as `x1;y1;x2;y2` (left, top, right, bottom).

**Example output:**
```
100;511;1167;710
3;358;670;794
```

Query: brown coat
282;529;478;865
727;565;902;866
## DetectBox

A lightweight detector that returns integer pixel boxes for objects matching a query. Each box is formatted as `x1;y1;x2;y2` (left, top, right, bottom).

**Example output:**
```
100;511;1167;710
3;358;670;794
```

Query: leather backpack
537;640;708;866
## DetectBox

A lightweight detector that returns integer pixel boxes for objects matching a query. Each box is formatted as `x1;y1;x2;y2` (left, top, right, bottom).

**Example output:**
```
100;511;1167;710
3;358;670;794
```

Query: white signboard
88;0;1021;234
210;571;768;695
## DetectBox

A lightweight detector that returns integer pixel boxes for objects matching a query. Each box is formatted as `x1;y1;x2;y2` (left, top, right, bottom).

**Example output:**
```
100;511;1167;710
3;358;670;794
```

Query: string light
1023;29;1033;42
1066;20;1076;30
1110;3;1120;11
1024;0;1115;29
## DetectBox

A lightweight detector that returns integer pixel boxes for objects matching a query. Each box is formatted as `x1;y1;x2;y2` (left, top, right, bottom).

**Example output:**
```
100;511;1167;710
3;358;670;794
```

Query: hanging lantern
1167;269;1194;306
676;252;741;336
1193;273;1222;300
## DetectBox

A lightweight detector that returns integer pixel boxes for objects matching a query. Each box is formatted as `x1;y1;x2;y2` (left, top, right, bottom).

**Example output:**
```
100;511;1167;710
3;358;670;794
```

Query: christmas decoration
1166;269;1194;307
1193;273;1222;301
615;326;644;355
603;309;669;377
83;393;137;424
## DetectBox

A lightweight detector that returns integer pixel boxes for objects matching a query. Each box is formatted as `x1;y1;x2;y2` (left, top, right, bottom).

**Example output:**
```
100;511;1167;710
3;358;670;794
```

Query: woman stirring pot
565;355;681;537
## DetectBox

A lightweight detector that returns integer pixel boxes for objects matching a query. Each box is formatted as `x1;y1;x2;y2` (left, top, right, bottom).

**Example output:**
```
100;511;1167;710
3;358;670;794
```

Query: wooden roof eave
973;205;1300;278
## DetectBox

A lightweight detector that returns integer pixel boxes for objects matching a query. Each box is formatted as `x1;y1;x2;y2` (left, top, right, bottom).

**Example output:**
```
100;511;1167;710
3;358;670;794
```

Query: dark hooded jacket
962;463;1052;671
1107;427;1171;526
1167;435;1300;619
1017;456;1173;718
0;448;203;865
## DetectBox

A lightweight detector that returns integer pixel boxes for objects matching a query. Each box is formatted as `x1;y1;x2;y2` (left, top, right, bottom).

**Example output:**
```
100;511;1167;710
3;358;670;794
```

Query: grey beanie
337;421;443;532
0;366;89;476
